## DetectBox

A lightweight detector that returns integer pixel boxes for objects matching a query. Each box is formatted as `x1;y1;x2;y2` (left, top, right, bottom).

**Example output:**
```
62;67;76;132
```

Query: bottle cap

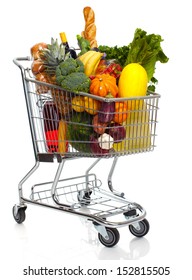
60;32;67;43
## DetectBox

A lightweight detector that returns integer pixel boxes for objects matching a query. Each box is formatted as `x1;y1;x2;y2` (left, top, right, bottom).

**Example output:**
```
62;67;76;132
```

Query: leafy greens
126;28;169;88
99;28;169;91
98;45;130;67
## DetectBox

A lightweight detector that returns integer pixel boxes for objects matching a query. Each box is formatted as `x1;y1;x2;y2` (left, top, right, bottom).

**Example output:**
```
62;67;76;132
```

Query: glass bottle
60;32;77;59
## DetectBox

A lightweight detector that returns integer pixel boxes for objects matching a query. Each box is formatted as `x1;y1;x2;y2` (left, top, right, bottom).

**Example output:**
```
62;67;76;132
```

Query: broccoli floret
55;57;90;93
60;72;90;93
56;57;84;85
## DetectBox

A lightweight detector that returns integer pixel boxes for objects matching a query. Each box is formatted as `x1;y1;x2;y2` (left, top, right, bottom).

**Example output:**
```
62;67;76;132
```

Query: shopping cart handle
13;56;31;69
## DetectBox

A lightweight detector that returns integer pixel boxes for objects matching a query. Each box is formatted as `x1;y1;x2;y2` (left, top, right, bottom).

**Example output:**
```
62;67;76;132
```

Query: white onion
98;133;114;150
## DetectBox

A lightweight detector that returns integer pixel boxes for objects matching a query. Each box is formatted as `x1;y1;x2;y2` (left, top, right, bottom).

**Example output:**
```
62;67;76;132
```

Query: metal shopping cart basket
12;57;160;247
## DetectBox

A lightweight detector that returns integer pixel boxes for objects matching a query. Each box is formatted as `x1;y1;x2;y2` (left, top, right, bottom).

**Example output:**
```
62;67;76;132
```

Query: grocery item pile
30;6;169;156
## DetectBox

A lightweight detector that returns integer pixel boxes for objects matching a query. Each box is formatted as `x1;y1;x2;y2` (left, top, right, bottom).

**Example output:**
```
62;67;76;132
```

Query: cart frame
12;57;160;247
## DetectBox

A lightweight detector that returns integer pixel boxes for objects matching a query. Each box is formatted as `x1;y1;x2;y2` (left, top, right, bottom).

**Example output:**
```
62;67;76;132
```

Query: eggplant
98;101;115;123
108;123;126;143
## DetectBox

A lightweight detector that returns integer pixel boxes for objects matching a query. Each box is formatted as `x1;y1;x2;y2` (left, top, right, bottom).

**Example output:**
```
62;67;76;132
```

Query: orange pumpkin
89;74;118;97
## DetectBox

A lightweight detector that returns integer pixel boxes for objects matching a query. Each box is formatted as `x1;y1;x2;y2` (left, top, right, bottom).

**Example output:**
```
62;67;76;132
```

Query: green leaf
125;28;169;82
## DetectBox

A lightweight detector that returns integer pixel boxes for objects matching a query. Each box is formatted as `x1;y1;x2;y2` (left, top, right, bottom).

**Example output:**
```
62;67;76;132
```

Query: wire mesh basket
13;56;160;160
28;76;160;160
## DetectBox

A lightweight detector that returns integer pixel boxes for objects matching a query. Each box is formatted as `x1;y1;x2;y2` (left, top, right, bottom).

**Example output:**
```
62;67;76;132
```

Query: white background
1;0;192;279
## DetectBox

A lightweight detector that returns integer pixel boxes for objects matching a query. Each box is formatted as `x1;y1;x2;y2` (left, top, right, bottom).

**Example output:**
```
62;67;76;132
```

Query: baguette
81;6;98;48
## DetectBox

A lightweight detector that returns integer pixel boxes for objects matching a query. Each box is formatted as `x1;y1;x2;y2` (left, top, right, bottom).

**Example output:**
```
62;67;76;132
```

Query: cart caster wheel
129;218;150;238
12;205;27;224
98;227;120;247
77;190;92;206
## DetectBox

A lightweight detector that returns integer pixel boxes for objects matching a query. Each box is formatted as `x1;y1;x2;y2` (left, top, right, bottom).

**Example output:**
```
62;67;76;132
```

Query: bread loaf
81;6;98;48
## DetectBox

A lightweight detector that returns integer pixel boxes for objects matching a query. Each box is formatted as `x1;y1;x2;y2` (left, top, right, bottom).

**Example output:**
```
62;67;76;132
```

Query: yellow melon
118;63;148;98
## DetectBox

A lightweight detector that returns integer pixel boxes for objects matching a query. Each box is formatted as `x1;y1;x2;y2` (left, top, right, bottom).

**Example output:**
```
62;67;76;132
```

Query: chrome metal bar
13;57;31;69
51;159;65;204
85;158;101;190
108;157;124;197
18;161;40;204
21;197;146;228
13;57;39;161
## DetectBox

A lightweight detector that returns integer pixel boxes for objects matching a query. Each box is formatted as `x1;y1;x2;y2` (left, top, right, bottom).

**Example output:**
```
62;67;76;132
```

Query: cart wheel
77;190;92;206
129;219;149;238
12;205;26;224
98;227;120;247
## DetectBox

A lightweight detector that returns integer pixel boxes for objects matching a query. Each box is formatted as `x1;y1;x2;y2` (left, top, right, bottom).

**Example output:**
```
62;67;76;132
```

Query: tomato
96;59;122;79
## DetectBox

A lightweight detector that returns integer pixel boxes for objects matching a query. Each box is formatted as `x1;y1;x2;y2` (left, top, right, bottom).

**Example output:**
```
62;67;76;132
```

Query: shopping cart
12;57;160;247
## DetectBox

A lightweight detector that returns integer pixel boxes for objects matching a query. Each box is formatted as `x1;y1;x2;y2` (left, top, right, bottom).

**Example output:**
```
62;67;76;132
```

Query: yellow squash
84;96;100;115
118;63;148;98
113;101;151;152
72;96;85;112
58;120;68;154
